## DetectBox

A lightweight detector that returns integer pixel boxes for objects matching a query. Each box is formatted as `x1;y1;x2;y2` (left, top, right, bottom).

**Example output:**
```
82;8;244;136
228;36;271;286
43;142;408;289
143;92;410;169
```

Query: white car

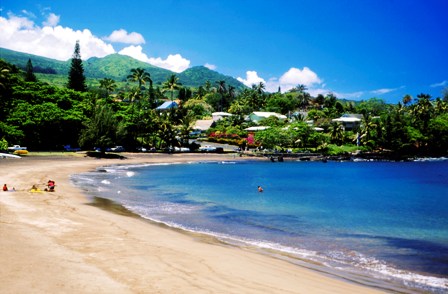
199;145;216;152
111;146;125;152
174;147;190;152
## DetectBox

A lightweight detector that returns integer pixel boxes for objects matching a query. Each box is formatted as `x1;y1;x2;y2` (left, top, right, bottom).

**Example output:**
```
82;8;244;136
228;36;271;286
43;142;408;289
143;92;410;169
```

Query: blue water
71;159;448;293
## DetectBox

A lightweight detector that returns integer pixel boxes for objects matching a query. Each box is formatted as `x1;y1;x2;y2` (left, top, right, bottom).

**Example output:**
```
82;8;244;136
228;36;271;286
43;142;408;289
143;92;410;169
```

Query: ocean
71;158;448;293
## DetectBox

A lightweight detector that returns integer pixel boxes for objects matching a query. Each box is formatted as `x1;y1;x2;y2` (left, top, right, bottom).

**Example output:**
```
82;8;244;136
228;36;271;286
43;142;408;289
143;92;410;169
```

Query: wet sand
0;153;384;293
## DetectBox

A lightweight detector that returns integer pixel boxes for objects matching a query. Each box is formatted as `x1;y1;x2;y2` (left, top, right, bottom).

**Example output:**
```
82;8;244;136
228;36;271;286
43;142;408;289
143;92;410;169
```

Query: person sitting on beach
3;184;8;191
30;184;40;192
258;186;263;192
47;180;55;192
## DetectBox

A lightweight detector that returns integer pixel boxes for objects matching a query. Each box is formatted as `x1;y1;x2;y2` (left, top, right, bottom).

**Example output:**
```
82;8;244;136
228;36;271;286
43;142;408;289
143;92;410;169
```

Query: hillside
0;47;246;90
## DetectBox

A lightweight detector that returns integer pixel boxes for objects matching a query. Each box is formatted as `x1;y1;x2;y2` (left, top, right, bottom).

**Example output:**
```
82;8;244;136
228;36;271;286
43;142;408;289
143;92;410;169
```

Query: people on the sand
3;184;8;191
30;184;40;192
47;180;55;192
258;185;263;192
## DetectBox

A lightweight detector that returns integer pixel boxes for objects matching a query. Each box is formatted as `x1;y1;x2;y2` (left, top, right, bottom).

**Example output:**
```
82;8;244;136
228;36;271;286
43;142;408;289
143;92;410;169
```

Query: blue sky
1;0;447;103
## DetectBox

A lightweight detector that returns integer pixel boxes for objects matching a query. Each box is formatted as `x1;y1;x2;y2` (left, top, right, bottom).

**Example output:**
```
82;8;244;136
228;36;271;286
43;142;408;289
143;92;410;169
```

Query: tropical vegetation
0;44;447;159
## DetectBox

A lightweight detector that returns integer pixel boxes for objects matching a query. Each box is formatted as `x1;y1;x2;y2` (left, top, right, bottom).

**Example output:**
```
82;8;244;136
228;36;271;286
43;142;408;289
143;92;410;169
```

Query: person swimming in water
258;185;263;192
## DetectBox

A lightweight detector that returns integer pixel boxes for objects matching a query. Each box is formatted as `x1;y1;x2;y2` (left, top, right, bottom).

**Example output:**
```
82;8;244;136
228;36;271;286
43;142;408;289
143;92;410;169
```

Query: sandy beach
0;153;384;293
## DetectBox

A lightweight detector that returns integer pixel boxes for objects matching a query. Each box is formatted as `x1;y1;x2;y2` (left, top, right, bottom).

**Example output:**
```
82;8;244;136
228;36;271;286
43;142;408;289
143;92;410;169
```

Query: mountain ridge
0;47;246;90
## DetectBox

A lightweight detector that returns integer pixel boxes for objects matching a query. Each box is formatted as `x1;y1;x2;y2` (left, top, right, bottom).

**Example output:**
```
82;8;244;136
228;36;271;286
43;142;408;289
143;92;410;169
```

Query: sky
1;0;447;103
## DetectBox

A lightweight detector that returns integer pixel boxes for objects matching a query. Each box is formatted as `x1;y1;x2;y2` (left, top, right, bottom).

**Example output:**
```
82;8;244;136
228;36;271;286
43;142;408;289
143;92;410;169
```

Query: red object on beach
47;180;55;192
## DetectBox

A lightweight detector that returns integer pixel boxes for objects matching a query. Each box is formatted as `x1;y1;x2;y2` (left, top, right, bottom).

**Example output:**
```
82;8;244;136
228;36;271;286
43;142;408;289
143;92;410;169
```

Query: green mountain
0;47;246;90
178;66;246;90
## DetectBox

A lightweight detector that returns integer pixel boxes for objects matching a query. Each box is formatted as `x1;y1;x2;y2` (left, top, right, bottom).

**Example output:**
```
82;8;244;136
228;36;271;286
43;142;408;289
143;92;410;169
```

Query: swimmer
258;185;263;192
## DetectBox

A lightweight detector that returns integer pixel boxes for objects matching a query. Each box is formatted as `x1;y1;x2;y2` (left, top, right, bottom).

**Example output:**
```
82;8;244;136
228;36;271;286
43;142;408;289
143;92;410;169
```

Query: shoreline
1;153;385;293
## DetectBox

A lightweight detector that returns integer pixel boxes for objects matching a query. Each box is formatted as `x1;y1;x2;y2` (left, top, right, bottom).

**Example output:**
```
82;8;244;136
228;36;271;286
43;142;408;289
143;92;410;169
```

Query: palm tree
99;78;116;95
360;113;377;145
176;111;195;146
402;94;412;107
254;82;265;95
204;81;212;93
227;85;236;100
162;74;182;102
216;80;227;95
412;93;434;130
330;122;345;145
127;68;152;89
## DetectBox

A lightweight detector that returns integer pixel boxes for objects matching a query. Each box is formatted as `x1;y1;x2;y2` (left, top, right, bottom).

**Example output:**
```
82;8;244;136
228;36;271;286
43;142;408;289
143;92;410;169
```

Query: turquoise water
72;159;448;293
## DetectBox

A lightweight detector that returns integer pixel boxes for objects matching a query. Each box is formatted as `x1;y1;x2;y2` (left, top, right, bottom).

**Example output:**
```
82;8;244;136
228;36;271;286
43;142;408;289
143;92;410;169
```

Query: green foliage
25;59;37;82
178;66;245;91
324;144;363;155
183;98;213;118
0;137;8;151
1;52;447;157
265;93;298;114
67;41;87;92
0;48;246;90
356;98;388;115
428;113;448;153
79;103;119;150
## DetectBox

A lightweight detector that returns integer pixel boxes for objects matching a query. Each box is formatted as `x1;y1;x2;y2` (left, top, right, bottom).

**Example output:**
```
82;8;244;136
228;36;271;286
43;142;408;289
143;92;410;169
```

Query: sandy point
0;153;384;293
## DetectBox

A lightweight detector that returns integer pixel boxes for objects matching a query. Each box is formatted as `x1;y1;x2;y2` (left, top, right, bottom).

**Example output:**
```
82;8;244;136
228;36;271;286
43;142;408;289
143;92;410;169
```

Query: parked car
8;145;27;151
136;147;147;152
63;145;81;151
199;145;217;152
174;147;190;152
111;146;125;152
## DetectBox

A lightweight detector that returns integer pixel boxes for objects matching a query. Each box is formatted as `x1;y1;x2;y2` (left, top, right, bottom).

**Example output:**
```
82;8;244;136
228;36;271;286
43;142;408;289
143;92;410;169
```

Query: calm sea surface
71;159;448;293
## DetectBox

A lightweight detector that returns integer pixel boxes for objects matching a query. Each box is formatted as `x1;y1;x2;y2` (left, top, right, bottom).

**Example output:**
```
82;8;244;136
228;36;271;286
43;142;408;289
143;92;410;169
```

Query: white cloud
119;45;150;62
278;67;322;90
0;12;114;60
237;71;266;87
103;29;145;44
332;91;365;99
204;63;217;70
430;80;447;88
148;54;190;73
370;86;405;95
239;67;323;93
119;45;190;72
42;13;60;27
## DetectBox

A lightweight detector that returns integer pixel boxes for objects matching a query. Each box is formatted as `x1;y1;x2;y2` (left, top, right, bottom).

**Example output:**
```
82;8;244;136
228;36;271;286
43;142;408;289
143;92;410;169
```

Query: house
193;119;214;132
156;101;178;111
248;112;287;123
244;126;270;131
332;114;363;131
212;112;233;121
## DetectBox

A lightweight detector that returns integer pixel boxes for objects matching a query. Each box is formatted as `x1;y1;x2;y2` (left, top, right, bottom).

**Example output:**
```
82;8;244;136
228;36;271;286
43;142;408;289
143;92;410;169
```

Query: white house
212;112;233;121
249;112;287;123
332;114;363;130
193;119;214;131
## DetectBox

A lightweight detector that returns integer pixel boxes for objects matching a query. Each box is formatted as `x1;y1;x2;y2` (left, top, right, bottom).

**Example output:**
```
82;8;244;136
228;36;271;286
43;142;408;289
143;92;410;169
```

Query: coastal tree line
0;43;447;158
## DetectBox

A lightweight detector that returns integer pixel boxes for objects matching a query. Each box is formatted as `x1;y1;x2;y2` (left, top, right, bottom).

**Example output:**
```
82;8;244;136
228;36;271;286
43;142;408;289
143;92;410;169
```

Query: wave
122;201;447;293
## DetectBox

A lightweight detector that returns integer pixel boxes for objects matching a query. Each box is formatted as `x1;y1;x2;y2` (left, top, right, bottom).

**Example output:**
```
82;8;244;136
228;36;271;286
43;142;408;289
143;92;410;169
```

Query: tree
79;103;119;151
99;78;116;95
402;94;412;107
329;122;345;145
67;41;86;92
216;80;227;96
162;74;181;101
25;59;37;82
127;68;152;89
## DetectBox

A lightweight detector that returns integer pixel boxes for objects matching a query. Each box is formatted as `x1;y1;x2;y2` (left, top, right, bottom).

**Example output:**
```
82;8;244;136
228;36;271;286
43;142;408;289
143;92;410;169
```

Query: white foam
101;180;111;185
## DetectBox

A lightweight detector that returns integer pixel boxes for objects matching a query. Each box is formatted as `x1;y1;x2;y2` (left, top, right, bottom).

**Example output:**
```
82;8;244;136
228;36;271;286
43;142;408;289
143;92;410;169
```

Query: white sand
0;153;384;293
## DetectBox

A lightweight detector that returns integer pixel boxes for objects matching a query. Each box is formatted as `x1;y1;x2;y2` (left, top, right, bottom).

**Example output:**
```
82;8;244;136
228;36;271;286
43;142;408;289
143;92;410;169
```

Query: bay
72;159;448;293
